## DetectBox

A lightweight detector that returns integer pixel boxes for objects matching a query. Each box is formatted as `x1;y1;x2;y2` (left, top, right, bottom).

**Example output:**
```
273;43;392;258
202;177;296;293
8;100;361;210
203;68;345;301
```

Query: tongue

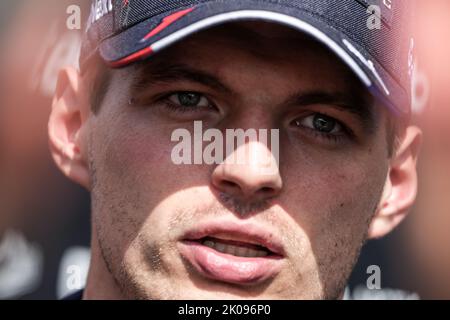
203;236;269;252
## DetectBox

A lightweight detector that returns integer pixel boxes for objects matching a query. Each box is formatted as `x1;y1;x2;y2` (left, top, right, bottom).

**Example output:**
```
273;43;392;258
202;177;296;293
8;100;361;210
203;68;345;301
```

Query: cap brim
98;1;407;115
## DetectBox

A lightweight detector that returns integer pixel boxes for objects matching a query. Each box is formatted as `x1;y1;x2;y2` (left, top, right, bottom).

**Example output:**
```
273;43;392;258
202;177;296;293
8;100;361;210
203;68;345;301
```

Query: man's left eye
294;113;344;134
168;92;210;108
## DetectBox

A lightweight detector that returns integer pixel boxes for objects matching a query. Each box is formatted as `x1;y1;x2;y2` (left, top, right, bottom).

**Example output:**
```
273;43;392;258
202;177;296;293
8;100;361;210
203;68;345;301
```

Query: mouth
200;236;272;257
178;221;285;286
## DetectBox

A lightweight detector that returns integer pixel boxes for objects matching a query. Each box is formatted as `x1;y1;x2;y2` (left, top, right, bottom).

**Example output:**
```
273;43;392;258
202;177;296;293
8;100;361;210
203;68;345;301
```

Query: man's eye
168;92;210;108
294;113;344;135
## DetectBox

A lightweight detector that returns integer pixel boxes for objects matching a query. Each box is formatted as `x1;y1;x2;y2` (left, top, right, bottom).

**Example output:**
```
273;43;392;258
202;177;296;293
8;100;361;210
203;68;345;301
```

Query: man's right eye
167;92;211;109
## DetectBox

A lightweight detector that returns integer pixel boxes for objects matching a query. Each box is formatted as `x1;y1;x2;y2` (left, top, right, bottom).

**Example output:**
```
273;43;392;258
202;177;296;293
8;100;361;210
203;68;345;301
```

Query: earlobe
48;67;91;189
368;126;422;239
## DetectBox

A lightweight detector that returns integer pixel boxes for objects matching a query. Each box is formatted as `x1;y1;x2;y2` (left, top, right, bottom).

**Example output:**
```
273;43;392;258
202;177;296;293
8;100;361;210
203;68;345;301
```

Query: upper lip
181;220;285;256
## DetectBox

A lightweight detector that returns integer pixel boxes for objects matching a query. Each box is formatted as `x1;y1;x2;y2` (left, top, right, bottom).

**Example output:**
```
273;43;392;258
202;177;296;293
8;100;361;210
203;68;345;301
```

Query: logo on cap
86;0;113;31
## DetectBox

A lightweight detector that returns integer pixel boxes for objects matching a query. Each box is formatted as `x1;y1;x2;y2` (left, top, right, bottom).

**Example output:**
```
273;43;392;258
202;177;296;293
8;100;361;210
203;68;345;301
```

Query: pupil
313;115;335;133
179;93;200;106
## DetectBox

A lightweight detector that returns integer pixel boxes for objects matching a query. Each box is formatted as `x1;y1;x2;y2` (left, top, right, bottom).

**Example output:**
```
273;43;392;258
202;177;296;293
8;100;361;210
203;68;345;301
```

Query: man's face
88;22;390;299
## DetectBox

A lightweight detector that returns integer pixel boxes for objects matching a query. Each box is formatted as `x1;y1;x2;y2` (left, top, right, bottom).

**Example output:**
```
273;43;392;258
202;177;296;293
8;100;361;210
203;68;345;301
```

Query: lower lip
178;240;284;285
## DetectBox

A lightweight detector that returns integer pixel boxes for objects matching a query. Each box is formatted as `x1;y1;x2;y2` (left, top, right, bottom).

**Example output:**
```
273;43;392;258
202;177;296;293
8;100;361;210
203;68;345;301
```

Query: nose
211;140;282;201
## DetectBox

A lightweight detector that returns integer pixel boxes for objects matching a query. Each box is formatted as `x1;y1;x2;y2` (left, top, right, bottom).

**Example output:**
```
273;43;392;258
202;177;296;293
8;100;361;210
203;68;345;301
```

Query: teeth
201;239;268;257
224;244;236;255
215;242;226;252
235;246;247;257
203;240;215;248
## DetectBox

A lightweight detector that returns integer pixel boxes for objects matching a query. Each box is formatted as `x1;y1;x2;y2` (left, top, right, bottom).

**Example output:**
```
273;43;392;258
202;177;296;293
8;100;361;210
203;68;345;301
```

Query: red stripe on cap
108;46;153;68
142;7;195;41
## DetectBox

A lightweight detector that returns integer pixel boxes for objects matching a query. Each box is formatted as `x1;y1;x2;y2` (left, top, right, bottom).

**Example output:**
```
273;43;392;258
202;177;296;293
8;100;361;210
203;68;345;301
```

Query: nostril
256;186;277;198
214;180;244;198
221;180;239;189
260;187;274;194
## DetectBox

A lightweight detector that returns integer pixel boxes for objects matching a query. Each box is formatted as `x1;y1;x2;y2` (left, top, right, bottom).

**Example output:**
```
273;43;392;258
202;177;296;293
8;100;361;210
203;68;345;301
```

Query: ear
368;125;422;239
48;67;91;189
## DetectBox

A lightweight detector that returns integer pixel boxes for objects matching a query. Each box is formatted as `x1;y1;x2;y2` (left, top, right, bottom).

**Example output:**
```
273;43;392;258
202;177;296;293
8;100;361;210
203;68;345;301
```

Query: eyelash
293;114;354;143
159;92;217;114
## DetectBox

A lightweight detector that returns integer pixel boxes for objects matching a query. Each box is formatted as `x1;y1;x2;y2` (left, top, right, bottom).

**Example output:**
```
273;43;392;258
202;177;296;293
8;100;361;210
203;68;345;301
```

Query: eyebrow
131;62;233;94
131;62;375;131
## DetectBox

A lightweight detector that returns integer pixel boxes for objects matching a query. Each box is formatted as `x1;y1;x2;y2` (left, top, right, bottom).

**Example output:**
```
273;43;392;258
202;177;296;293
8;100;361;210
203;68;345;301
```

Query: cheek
98;111;182;193
89;110;175;238
279;146;388;295
281;138;388;226
91;110;211;233
281;146;388;253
